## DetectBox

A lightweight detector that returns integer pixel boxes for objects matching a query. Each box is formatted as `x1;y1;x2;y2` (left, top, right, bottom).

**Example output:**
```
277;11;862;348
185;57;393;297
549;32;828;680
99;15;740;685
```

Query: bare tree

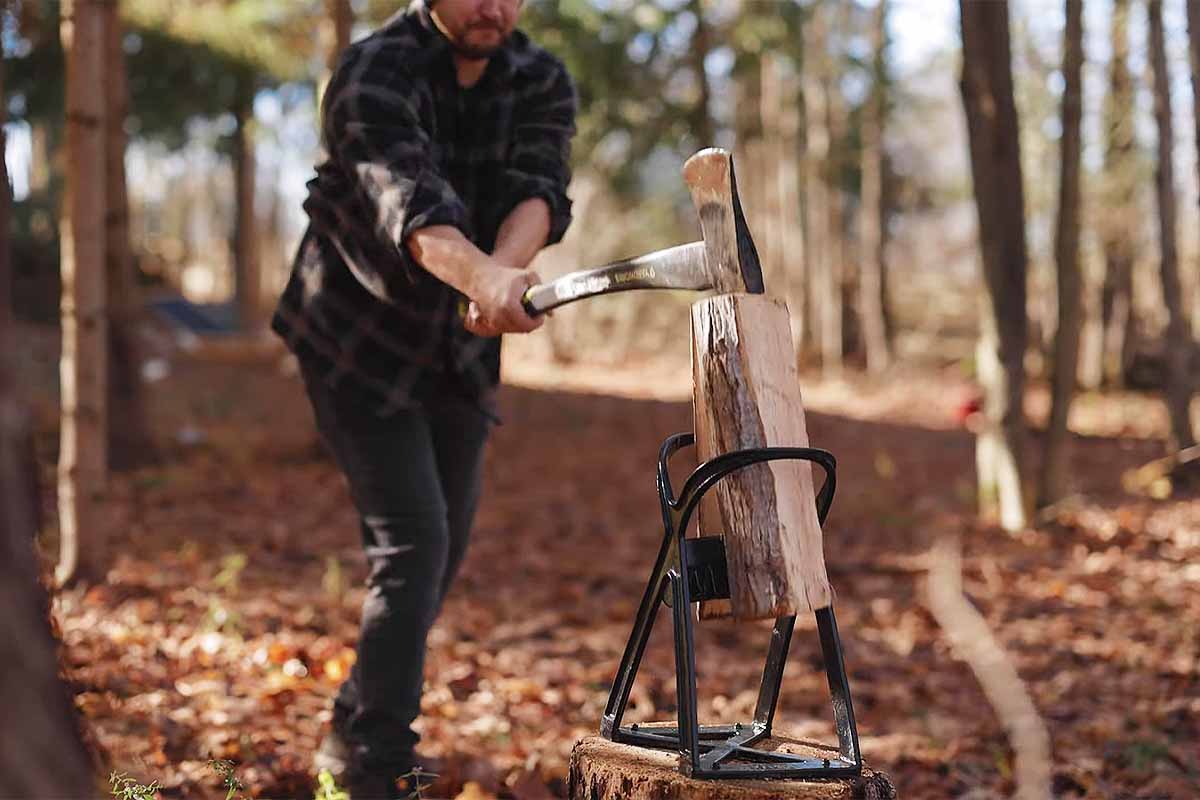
232;101;260;330
57;0;110;587
1039;0;1084;508
959;0;1029;532
759;53;806;352
858;0;891;374
803;5;841;376
1148;0;1195;453
1100;0;1138;387
1;40;97;800
104;2;154;470
1189;1;1200;334
687;0;715;149
320;0;354;102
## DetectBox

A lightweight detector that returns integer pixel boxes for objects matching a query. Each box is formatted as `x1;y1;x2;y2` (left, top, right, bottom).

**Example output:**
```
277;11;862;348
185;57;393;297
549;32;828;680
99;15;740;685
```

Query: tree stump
569;735;896;800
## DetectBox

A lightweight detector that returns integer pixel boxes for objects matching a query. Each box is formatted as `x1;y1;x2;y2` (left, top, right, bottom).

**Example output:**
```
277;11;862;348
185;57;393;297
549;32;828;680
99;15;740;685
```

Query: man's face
430;0;522;60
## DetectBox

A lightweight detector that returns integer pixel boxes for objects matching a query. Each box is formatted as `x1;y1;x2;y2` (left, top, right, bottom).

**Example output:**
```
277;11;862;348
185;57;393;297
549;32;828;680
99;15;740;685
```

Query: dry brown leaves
41;357;1200;799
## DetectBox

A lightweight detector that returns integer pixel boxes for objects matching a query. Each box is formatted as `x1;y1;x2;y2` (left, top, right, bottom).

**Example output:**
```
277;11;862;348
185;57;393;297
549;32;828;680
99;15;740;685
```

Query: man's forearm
406;225;491;297
493;197;552;269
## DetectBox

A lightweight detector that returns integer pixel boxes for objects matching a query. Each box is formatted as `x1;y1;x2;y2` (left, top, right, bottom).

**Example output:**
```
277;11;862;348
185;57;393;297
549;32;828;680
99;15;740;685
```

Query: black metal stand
600;433;862;780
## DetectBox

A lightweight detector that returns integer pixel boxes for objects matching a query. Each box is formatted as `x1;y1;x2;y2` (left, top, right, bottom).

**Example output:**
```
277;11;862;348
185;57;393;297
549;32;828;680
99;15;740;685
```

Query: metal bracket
600;433;862;780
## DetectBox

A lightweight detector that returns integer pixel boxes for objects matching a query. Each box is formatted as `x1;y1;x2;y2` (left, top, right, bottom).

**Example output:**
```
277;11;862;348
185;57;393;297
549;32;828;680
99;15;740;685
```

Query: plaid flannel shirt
271;0;575;417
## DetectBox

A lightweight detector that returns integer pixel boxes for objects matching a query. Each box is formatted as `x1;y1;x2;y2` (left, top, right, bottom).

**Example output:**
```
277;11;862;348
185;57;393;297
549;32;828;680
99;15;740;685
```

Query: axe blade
521;241;709;316
682;148;766;295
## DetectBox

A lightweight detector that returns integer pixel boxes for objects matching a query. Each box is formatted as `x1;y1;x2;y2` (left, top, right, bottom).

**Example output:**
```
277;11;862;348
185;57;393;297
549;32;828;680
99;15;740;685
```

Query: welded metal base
600;433;862;780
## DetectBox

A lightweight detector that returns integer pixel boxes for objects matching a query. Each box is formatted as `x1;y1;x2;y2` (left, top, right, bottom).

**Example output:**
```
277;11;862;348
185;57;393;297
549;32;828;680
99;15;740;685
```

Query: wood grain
691;294;832;620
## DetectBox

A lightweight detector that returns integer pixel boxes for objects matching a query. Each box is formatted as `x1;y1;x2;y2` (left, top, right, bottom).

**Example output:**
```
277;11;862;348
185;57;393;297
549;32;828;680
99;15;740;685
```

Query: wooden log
569;735;897;800
691;293;832;620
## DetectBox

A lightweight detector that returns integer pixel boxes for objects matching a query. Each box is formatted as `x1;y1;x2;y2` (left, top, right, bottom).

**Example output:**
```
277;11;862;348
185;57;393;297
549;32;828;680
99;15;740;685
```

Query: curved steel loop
674;447;838;537
657;432;697;509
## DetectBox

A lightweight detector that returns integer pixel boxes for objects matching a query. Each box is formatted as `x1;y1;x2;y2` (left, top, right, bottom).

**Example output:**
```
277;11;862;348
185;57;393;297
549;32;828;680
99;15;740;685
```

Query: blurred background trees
3;0;1200;545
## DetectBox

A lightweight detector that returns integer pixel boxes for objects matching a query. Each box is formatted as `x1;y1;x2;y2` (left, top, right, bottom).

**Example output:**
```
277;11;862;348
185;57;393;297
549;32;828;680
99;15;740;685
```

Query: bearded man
270;0;575;795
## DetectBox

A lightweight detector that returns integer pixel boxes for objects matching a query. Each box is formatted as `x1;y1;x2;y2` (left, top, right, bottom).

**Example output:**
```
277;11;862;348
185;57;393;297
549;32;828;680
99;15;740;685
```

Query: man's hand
465;266;543;337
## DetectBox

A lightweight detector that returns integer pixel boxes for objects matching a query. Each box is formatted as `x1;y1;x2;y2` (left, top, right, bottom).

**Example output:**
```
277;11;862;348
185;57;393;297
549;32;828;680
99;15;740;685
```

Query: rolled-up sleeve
501;60;577;245
323;50;471;291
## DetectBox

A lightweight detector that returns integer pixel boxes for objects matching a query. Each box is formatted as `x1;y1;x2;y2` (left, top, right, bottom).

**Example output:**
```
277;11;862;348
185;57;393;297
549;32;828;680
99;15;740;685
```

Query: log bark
569;735;897;800
692;294;831;621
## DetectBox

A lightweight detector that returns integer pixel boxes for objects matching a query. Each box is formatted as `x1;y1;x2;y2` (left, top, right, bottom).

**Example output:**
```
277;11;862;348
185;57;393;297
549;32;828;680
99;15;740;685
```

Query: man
270;0;575;795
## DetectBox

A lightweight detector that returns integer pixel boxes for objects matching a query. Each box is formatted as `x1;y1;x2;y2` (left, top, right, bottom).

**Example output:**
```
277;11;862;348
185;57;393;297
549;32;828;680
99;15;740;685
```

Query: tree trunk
858;0;891;374
30;123;52;194
1;106;96;797
821;66;845;377
1038;0;1084;508
959;0;1029;532
1188;0;1200;336
803;6;839;375
104;4;153;470
320;0;353;103
687;0;715;149
57;0;109;587
760;54;806;353
569;736;897;800
1100;0;1137;388
232;101;260;330
1148;0;1195;452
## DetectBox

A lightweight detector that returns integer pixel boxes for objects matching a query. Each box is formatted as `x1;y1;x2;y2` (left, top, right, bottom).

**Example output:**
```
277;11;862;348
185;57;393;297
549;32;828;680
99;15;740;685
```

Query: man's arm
406;225;541;335
493;197;552;270
453;197;552;337
458;60;577;336
323;49;540;334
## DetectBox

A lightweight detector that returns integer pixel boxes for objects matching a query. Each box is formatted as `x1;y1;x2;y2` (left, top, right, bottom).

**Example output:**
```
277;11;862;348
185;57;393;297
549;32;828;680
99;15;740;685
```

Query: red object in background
954;390;983;428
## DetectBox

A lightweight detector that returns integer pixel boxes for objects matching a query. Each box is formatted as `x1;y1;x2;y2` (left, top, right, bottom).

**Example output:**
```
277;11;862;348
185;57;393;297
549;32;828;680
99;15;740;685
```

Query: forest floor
23;324;1200;800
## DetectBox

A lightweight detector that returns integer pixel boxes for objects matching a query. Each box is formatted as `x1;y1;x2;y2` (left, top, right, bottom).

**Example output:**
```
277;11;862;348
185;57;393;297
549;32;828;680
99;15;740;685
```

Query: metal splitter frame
600;433;862;780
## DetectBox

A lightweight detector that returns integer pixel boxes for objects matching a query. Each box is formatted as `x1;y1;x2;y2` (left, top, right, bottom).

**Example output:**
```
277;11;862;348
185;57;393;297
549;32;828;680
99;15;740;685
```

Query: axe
519;148;766;316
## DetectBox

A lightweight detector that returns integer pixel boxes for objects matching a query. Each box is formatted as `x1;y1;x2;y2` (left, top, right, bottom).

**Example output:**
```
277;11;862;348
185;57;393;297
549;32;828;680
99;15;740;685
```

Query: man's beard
450;25;508;59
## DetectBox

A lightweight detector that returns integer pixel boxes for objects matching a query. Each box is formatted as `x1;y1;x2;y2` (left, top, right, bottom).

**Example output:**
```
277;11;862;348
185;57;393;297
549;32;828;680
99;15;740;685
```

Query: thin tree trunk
320;0;353;103
822;45;846;377
803;68;830;370
959;0;1029;532
30;123;52;194
688;0;715;148
57;0;109;587
804;6;841;376
104;5;153;470
1188;1;1200;336
761;55;806;353
1038;0;1084;508
1148;0;1195;452
859;0;891;374
232;100;260;330
1101;0;1137;387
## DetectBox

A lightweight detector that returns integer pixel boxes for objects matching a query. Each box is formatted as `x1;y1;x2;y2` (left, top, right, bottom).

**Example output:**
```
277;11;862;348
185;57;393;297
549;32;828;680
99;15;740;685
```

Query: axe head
682;148;766;295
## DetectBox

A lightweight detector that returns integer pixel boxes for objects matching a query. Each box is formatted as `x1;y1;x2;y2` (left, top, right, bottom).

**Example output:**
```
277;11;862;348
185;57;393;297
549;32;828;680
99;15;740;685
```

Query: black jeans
302;364;491;773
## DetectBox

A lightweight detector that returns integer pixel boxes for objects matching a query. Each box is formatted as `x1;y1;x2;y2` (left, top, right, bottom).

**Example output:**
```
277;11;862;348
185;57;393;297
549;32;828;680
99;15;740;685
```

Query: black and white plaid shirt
271;0;575;417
